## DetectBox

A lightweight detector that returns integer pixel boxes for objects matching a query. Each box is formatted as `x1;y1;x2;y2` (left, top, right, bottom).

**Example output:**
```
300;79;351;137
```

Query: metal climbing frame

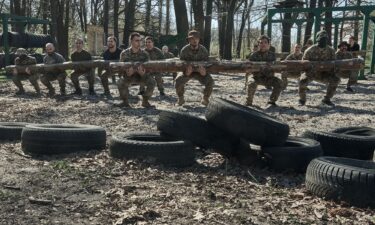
261;5;375;76
1;13;50;66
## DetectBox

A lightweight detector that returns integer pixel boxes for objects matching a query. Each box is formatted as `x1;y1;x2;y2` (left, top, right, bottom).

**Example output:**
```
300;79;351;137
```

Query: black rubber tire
157;110;239;157
303;126;375;160
234;139;262;165
306;156;375;208
262;137;323;172
109;131;195;167
21;124;106;155
205;98;290;147
0;122;30;141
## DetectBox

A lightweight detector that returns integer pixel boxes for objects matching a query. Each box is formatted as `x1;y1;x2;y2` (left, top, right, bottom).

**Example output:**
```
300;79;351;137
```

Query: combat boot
32;82;41;95
73;88;82;96
89;88;96;96
142;97;154;108
47;88;56;97
177;96;185;106
201;96;209;106
60;87;66;96
298;99;306;106
245;98;252;106
16;89;25;95
322;98;335;106
116;100;131;108
346;86;354;93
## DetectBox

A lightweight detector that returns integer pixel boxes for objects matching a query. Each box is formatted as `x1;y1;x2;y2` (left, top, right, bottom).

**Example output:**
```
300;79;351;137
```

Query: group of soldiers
11;29;360;108
246;30;360;107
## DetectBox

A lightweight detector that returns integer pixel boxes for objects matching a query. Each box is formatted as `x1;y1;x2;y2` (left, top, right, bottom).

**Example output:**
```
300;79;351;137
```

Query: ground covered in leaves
0;72;375;225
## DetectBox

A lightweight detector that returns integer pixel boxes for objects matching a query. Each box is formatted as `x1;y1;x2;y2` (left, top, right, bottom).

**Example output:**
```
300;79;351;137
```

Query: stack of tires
0;32;54;48
303;127;375;208
0;122;106;155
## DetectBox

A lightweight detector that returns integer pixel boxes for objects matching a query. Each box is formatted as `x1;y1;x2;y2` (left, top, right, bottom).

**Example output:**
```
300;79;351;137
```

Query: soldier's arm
179;46;190;61
120;51;129;62
200;46;209;61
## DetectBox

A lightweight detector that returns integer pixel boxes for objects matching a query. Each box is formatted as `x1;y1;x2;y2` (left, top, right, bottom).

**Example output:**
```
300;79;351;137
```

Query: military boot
32;82;41;95
60;87;66;96
73;88;82;96
177;96;185;106
16;88;25;95
142;97;154;108
201;96;209;106
47;88;56;97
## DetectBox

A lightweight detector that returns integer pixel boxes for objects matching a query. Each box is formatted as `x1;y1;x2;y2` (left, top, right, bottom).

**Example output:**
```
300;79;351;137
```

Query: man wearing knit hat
175;30;214;106
298;30;340;106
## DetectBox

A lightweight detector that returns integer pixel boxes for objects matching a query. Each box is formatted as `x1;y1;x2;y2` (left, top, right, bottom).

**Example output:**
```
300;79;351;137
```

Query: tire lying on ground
21;124;106;155
205;98;289;147
109;131;195;167
262;137;323;172
0;122;30;141
306;156;375;208
233;139;262;166
157;110;238;157
303;126;375;160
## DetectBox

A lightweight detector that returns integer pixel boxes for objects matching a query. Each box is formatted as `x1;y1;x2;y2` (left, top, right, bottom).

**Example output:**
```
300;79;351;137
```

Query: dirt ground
0;72;375;225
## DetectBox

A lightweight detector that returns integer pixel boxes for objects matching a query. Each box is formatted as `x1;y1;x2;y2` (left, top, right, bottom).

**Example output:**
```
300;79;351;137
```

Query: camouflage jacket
285;53;303;60
335;50;352;60
15;55;37;75
302;44;335;61
120;47;149;62
163;52;175;59
145;47;165;61
249;50;276;77
43;52;65;64
180;44;209;61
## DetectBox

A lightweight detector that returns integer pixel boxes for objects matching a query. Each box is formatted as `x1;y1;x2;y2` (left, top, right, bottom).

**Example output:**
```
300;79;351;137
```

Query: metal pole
297;23;302;44
313;10;321;41
358;13;369;79
267;11;273;38
371;26;375;74
333;22;339;50
2;14;10;67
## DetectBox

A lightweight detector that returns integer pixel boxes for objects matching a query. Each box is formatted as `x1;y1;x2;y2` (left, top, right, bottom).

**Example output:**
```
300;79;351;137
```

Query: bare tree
191;0;204;41
173;0;189;49
304;0;316;44
50;0;71;59
165;0;171;34
123;0;137;47
103;0;109;40
114;0;120;44
236;0;254;58
203;0;213;52
145;0;152;33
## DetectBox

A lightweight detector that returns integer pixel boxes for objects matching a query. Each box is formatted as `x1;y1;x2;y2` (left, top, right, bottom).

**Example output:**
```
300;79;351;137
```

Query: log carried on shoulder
5;58;364;74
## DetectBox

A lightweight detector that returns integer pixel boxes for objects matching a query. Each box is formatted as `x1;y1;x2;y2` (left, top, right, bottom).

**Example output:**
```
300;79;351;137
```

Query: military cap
15;48;28;55
187;30;200;39
316;30;328;40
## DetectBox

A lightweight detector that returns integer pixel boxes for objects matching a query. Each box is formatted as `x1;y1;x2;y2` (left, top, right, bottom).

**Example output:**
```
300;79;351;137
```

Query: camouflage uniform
281;52;303;89
246;50;282;106
13;55;40;94
299;44;340;103
335;50;357;88
41;52;67;95
175;44;214;105
140;47;165;94
70;49;95;95
117;47;156;106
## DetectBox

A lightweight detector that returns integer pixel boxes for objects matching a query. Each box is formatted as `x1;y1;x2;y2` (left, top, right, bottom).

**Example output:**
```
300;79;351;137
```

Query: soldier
162;45;177;83
70;38;96;96
281;43;303;90
99;36;122;96
12;48;40;95
117;32;156;108
175;30;214;106
298;30;340;106
139;36;165;96
41;43;67;96
302;39;313;53
246;35;282;107
335;41;357;92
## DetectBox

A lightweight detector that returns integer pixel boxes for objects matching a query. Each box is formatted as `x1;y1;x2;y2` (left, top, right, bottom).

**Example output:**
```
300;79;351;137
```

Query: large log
5;58;364;75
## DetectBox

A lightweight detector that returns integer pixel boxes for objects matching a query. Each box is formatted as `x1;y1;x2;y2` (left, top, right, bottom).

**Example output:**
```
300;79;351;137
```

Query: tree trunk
123;0;137;47
173;0;189;50
223;0;237;60
50;0;70;59
282;12;292;53
236;0;253;58
145;0;152;33
354;0;361;39
114;0;120;44
203;0;213;52
191;0;204;42
324;0;333;44
158;0;163;34
304;0;316;44
165;0;170;35
41;0;49;34
103;0;109;41
217;1;225;58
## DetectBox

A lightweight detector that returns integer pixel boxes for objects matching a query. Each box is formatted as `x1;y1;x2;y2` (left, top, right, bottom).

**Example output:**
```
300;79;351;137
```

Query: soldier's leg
347;71;358;92
172;73;177;85
245;73;250;90
70;71;82;95
142;75;156;108
196;74;214;106
40;74;56;96
267;76;283;105
175;73;191;106
246;77;258;106
12;75;25;94
99;70;111;95
138;79;146;95
324;75;340;102
154;73;165;95
298;73;311;105
57;72;67;95
87;69;96;95
281;72;288;90
117;77;131;107
112;74;116;84
28;74;40;94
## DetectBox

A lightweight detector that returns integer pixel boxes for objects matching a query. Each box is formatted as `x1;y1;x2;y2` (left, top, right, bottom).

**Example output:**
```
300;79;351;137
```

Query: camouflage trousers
246;75;282;105
281;71;302;90
40;72;67;95
336;70;358;87
99;70;117;94
298;71;340;101
70;69;95;92
175;72;214;99
12;73;40;93
140;72;164;93
117;73;156;103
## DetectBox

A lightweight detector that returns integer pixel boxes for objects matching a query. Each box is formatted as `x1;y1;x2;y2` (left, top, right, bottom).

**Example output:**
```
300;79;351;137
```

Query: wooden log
5;58;364;75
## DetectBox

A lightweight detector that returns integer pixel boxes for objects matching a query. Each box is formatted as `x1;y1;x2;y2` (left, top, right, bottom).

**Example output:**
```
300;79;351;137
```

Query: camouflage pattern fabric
335;50;357;87
13;55;40;93
70;50;95;93
141;47;165;93
176;44;213;101
42;52;67;95
163;52;175;59
299;44;340;102
281;53;303;89
246;50;282;105
118;48;155;103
